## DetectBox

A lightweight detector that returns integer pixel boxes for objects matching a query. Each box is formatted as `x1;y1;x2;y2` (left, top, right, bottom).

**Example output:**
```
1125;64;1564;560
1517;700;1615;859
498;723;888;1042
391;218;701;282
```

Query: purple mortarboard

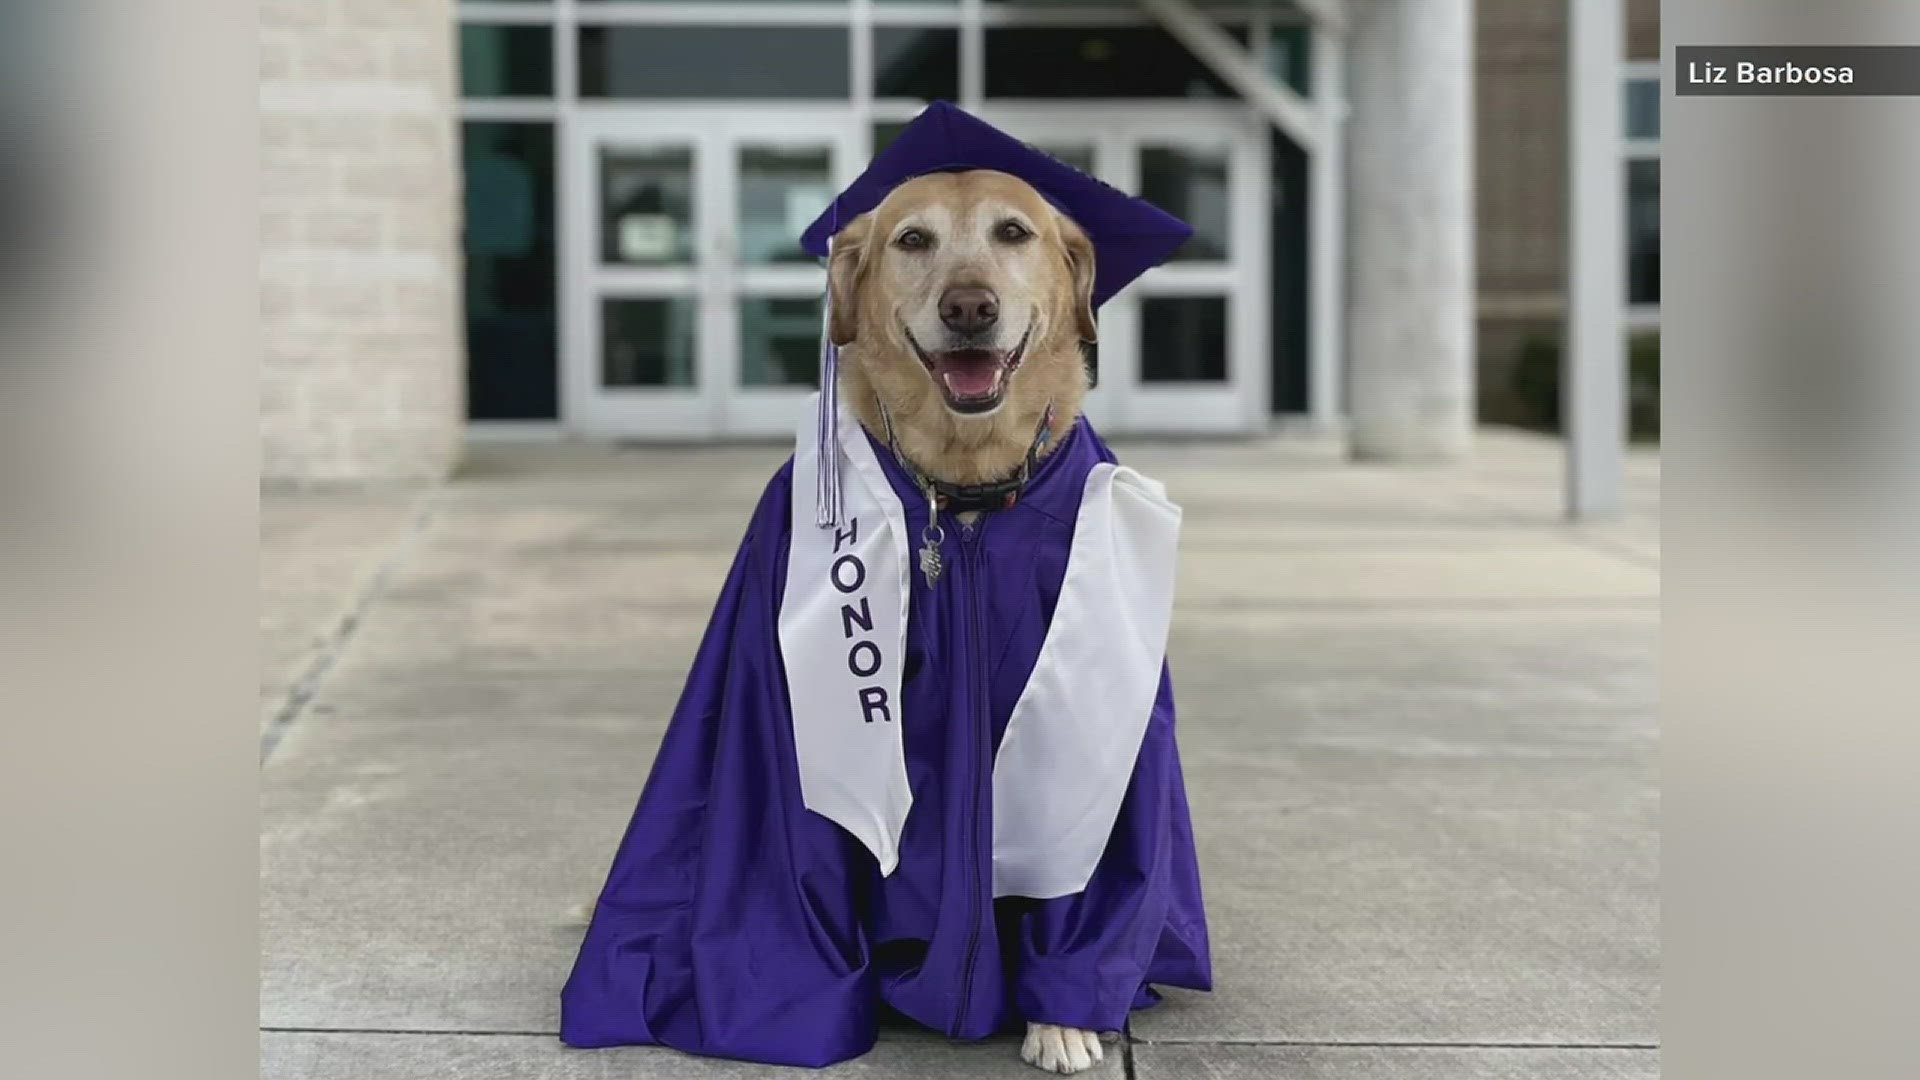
802;100;1193;307
803;100;1192;527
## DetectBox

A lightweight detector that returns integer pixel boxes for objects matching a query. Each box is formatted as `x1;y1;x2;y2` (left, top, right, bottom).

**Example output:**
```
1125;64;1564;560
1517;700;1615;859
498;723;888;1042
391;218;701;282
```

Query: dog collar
879;402;1056;514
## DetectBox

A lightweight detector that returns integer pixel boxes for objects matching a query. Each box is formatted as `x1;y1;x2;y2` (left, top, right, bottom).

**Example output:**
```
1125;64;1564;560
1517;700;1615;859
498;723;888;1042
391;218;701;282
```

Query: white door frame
721;111;863;437
562;103;859;438
980;102;1269;435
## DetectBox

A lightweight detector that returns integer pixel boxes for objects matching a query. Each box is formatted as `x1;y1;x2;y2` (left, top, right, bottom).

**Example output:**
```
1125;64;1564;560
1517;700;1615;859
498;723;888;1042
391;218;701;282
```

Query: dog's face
828;170;1097;419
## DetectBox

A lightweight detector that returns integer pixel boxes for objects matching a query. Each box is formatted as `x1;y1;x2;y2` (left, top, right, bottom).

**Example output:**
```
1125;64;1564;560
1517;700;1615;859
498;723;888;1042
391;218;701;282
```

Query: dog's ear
827;213;873;347
1057;213;1099;344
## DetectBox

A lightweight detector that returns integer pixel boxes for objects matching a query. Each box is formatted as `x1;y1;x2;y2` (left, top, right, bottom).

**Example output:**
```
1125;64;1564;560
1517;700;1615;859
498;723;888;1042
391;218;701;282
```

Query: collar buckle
881;401;1056;517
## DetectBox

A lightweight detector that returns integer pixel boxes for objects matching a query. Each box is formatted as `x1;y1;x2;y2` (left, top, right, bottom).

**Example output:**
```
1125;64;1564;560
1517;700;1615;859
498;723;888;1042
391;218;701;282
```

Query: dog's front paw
1020;1022;1105;1074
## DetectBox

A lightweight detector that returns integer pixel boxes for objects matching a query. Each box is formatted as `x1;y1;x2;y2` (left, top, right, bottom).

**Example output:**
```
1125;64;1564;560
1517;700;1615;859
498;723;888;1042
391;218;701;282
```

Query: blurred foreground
260;430;1658;1079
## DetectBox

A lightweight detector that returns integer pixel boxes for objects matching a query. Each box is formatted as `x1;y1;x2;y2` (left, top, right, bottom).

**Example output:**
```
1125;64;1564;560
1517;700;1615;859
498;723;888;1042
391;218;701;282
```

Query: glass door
567;111;710;437
721;114;860;436
1118;110;1266;435
980;106;1266;436
565;109;857;438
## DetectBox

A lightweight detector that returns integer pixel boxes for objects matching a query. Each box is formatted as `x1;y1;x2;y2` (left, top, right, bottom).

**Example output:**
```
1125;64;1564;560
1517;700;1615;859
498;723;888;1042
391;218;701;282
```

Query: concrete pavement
260;429;1659;1078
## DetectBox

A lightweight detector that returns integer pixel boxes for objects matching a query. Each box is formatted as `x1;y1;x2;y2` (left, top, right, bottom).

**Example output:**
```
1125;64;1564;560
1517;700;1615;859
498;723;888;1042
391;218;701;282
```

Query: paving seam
257;1029;1659;1056
262;1027;555;1038
1176;597;1659;612
259;1028;1659;1053
1132;1039;1658;1049
259;492;438;764
429;598;1660;618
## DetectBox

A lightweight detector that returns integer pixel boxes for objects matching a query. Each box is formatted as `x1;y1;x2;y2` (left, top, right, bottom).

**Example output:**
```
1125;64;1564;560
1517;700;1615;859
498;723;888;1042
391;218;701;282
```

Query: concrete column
1308;24;1346;428
1565;0;1624;518
1344;0;1475;462
259;0;464;482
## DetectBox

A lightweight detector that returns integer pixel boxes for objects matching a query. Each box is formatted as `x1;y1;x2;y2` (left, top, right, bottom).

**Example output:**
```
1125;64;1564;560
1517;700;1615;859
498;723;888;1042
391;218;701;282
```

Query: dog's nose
939;286;999;335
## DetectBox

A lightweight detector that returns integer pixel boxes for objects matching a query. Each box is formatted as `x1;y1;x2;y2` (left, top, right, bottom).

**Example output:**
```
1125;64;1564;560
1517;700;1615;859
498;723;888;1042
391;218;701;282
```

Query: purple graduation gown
560;418;1210;1067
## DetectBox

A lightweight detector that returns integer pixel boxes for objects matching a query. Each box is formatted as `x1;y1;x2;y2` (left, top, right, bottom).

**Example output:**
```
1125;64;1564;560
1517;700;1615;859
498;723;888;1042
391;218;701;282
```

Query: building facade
260;0;1657;480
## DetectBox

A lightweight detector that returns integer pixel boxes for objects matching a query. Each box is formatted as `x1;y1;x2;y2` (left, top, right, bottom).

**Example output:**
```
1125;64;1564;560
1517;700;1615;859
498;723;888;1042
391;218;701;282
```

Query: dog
572;170;1112;1075
830;169;1107;1075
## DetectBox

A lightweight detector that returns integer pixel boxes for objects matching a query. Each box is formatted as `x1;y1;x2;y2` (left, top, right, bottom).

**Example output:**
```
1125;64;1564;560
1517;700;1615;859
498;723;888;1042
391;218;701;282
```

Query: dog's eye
994;220;1034;243
894;228;932;251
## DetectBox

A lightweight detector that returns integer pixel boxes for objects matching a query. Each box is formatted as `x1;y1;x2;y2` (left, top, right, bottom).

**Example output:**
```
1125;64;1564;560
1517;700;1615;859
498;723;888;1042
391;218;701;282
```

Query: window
985;26;1242;99
875;27;961;101
1626;159;1659;307
603;298;698;388
463;122;557;420
598;146;695;266
459;24;553;98
1624;77;1660;140
737;147;834;265
1140;145;1231;262
741;298;825;387
1141;297;1228;383
1268;25;1311;95
580;27;850;99
1622;68;1660;313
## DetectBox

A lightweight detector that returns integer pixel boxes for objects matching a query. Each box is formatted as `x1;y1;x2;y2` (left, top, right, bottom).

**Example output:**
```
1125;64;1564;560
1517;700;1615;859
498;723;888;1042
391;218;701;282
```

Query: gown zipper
950;513;991;1036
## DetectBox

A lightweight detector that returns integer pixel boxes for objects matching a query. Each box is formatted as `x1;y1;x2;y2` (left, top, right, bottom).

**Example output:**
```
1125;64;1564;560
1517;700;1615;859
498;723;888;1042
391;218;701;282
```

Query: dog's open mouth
906;324;1033;414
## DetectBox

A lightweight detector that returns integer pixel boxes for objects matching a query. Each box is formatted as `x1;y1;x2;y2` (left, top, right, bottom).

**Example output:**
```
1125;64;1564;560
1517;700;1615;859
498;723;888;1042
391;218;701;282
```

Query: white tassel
814;236;843;528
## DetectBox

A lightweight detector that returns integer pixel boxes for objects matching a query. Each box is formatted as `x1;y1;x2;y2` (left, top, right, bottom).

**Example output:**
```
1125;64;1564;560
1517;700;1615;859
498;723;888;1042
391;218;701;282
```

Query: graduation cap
801;100;1193;305
804;100;1192;527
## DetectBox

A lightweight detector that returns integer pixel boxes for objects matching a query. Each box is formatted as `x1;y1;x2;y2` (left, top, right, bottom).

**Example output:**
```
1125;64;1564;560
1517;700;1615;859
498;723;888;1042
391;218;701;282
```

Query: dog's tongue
937;351;1003;399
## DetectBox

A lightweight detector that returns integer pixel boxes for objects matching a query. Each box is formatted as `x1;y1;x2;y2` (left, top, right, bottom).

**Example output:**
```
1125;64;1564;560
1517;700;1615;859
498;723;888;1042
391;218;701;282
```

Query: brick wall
1476;0;1567;303
1474;0;1659;424
260;0;463;483
1627;0;1661;62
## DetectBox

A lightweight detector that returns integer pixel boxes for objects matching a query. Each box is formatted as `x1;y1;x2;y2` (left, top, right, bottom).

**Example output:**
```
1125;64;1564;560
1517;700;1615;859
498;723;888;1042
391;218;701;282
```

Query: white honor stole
780;394;1180;899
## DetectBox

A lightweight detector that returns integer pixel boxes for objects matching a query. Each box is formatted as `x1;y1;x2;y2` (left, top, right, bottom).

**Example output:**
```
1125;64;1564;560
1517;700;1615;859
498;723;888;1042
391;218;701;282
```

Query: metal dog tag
917;484;944;587
918;541;944;588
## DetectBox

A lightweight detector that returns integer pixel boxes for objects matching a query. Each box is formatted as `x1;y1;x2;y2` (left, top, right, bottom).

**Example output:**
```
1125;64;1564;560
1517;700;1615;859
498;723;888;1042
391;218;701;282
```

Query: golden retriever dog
827;169;1107;1074
570;170;1109;1074
827;170;1096;504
